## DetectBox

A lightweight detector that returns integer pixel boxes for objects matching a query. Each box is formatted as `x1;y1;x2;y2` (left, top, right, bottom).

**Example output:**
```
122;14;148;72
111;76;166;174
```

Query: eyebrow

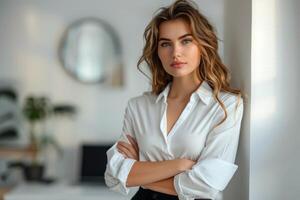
158;34;193;42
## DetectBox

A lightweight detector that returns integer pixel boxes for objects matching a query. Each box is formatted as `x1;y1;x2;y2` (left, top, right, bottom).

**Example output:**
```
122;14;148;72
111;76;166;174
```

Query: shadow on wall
222;0;251;199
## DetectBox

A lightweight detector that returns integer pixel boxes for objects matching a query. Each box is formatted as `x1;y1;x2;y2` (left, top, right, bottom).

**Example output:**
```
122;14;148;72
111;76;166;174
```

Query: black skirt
131;187;211;200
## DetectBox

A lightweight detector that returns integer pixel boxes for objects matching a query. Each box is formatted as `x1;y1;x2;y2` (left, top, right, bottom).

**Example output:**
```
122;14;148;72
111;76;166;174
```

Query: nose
172;43;182;59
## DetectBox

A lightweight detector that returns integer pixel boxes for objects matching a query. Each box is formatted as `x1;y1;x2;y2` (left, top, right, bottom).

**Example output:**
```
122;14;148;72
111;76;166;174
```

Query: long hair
137;0;242;126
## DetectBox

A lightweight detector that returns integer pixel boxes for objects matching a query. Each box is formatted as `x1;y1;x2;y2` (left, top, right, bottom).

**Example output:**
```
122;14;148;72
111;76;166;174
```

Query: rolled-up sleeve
174;96;244;200
104;99;139;195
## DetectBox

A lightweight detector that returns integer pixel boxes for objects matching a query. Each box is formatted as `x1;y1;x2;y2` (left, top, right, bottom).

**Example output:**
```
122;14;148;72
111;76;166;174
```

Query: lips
170;61;187;68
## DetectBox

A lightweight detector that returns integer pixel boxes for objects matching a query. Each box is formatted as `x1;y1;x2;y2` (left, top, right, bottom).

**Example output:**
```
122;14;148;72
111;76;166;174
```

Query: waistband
131;187;211;200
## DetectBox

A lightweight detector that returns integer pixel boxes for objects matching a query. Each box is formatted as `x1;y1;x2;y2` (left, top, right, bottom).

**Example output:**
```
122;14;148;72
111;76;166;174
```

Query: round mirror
59;18;123;85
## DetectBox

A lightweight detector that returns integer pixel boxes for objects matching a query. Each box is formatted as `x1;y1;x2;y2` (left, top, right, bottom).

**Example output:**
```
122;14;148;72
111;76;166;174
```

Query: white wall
0;0;226;183
250;0;300;199
223;0;251;199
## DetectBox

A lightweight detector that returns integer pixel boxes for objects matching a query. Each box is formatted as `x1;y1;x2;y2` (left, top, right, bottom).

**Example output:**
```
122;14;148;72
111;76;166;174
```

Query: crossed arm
117;135;196;196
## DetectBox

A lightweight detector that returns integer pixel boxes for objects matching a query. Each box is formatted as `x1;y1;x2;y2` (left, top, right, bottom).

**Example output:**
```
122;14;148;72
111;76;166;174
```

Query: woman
105;0;244;199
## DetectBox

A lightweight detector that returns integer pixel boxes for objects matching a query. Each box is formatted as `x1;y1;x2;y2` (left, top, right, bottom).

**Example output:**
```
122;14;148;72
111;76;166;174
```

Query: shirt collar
155;81;213;105
155;83;171;104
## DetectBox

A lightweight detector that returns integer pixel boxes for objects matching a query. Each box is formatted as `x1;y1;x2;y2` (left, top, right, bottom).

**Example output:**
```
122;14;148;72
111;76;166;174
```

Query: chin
170;73;188;78
166;69;194;78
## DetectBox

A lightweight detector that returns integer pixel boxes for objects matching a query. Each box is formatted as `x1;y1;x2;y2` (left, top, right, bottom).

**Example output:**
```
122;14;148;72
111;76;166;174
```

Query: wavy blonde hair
137;0;242;126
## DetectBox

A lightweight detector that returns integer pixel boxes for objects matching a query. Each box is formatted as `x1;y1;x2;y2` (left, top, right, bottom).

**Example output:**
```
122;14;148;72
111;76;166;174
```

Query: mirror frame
58;17;123;84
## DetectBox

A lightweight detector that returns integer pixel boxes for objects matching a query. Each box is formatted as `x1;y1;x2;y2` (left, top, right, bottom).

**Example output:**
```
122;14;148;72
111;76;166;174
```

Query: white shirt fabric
105;81;244;200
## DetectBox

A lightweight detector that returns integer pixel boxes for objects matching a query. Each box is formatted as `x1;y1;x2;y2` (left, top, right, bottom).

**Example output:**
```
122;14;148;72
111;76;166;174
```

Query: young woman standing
105;1;244;199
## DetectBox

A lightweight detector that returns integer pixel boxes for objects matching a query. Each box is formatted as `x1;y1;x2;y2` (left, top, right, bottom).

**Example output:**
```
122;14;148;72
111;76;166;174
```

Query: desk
0;145;36;160
4;183;134;200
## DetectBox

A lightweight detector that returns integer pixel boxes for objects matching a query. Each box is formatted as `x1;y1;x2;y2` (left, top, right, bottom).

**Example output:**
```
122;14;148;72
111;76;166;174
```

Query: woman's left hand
117;134;139;161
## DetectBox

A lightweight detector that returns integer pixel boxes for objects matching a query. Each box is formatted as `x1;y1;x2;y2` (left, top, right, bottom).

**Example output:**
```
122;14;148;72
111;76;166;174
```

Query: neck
168;73;202;101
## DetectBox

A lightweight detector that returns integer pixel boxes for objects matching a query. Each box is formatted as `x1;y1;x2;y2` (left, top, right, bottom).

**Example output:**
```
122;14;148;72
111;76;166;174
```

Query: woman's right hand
177;158;196;172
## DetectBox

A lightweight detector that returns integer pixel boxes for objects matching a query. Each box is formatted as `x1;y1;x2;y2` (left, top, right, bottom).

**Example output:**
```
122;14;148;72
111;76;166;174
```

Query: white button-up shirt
105;81;244;200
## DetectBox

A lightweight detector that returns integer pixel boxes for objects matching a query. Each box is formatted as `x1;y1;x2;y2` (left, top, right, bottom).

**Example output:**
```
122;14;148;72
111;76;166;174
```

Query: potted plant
22;95;76;181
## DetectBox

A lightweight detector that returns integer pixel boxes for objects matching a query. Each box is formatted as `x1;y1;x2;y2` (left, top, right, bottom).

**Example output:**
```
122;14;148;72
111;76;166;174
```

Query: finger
118;142;136;158
116;143;123;151
117;143;134;158
127;135;139;150
116;142;124;152
126;135;139;152
119;141;138;160
116;143;128;155
119;141;134;151
117;149;127;158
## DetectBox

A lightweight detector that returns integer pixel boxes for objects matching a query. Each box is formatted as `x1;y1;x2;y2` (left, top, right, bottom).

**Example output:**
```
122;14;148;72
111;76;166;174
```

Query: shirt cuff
174;174;192;200
173;159;237;199
105;146;137;195
193;158;238;191
119;158;136;190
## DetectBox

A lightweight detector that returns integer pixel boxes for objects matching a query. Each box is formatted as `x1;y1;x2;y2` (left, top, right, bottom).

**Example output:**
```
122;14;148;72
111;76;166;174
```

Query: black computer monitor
79;144;112;184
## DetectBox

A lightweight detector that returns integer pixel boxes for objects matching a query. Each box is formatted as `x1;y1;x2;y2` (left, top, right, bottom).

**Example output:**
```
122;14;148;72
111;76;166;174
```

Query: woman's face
157;18;201;79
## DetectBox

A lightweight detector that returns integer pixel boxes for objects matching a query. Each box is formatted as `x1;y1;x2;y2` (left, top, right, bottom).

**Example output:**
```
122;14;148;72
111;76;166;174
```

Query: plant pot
23;163;45;182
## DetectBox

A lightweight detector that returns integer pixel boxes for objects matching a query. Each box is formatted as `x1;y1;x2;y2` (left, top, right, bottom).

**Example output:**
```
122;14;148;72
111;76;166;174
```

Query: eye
160;42;171;47
182;38;193;45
